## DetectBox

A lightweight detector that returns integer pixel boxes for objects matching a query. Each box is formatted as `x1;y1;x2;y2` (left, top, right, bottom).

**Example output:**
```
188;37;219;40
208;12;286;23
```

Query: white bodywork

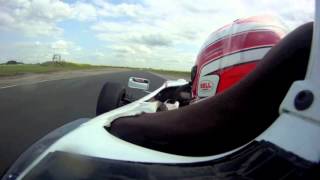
17;2;320;179
257;0;320;163
17;79;248;179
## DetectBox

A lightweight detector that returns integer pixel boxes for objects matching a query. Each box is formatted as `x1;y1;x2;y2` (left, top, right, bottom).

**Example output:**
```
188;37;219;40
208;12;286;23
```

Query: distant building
52;54;61;62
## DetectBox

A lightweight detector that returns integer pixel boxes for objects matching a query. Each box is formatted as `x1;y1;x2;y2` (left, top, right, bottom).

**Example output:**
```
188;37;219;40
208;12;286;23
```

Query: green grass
0;61;106;77
146;69;190;78
0;61;190;78
100;66;191;78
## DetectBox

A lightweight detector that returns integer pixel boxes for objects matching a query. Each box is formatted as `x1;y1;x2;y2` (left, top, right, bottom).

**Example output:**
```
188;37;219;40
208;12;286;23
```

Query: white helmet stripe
200;47;272;77
201;22;286;52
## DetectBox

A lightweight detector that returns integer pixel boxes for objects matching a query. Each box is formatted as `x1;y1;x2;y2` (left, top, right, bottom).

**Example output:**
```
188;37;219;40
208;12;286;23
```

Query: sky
0;0;314;71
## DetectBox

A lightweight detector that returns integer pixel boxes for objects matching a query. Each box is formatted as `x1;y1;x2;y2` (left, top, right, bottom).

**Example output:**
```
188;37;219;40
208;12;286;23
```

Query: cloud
51;40;71;49
51;40;73;55
112;44;152;55
0;0;315;71
236;0;314;29
0;0;98;37
71;2;97;21
93;0;146;18
130;34;172;47
91;21;173;48
0;39;83;64
89;0;314;70
0;11;15;25
0;0;71;36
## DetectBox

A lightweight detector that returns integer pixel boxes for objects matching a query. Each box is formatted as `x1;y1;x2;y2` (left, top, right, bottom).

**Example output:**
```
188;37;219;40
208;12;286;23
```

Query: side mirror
128;77;150;91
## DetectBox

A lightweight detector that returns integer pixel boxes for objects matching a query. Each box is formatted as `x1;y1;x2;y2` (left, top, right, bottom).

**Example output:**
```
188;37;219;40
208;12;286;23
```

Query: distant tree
7;60;17;64
5;60;24;65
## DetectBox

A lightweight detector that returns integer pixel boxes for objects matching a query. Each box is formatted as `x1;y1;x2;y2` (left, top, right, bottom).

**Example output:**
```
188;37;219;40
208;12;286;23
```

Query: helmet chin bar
256;1;320;163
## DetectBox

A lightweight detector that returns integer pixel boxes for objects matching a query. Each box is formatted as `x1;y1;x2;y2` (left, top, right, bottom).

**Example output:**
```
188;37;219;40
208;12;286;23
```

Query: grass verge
0;61;106;77
0;61;191;78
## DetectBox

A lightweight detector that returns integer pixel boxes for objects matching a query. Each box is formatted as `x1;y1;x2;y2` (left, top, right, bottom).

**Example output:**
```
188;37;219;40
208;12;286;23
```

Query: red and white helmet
191;15;288;99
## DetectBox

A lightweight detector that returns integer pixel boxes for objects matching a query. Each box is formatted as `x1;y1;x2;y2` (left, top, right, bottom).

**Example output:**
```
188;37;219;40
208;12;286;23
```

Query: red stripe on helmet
215;61;258;94
198;30;282;65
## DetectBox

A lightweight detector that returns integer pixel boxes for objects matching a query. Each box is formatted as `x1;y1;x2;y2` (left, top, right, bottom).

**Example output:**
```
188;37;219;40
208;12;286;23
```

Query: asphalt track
0;71;167;176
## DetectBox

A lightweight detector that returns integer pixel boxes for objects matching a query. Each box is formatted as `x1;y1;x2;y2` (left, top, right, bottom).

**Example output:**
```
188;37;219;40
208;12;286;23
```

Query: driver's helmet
191;15;288;100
